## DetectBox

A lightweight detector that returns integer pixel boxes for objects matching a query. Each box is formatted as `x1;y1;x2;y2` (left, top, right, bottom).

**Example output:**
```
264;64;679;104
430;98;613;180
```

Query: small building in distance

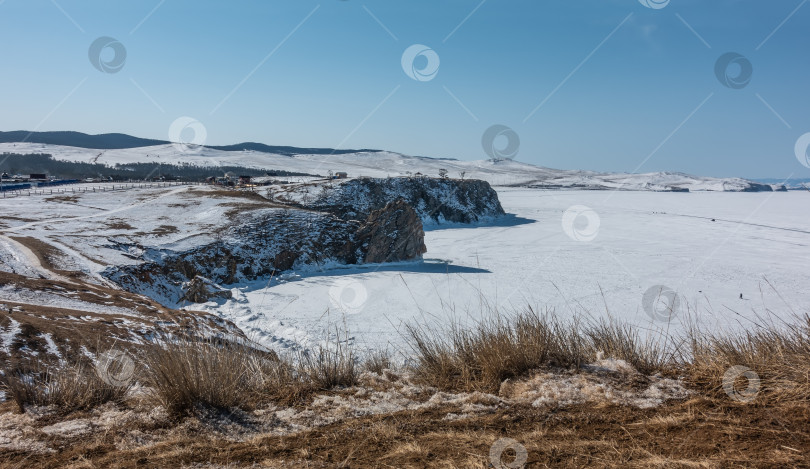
28;173;48;181
334;172;348;179
238;175;252;186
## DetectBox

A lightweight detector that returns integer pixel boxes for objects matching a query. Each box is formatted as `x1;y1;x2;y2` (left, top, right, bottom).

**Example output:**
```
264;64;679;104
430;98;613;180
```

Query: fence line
0;181;201;199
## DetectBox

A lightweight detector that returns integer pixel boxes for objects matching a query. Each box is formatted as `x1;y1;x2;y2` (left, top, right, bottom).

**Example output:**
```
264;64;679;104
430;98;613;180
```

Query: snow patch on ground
0;411;53;454
0;285;141;317
39;332;62;359
0;318;21;354
40;419;93;438
500;360;691;410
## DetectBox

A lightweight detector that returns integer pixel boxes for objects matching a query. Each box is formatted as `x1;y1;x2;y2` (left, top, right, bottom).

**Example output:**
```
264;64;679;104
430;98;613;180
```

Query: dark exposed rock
301;177;505;225
355;199;427;263
106;201;427;304
739;182;774;192
181;276;233;303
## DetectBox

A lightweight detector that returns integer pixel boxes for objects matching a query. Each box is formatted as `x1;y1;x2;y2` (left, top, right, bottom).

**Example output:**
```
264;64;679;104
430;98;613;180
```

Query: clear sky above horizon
0;0;808;179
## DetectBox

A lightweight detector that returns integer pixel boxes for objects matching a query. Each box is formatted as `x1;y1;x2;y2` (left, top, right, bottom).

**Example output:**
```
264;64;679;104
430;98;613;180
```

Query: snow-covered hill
0;142;780;192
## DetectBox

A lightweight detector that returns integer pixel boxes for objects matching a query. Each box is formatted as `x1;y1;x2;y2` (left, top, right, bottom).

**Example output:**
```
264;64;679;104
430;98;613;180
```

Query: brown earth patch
7;237;70;274
43;195;81;204
0;271;243;368
0;397;807;468
106;220;136;231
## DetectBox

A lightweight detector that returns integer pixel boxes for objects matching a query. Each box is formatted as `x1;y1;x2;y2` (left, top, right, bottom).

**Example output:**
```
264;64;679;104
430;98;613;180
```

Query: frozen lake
198;188;810;354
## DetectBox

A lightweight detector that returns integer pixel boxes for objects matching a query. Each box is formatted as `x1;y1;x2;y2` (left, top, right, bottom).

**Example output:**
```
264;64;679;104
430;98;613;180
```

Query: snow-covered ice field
195;188;810;355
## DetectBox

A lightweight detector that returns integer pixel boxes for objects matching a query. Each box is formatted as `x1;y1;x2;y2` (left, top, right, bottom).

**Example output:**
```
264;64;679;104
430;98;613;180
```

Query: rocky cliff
105;177;503;305
106;201;426;305
279;177;505;225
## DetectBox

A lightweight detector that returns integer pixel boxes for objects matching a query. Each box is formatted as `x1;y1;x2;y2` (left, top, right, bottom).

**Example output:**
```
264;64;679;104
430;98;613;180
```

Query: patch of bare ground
5;236;97;283
0;271;243;368
0;216;38;223
106;219;136;231
183;187;272;203
43;195;81;204
180;187;302;219
7;236;68;273
133;225;179;237
0;391;807;468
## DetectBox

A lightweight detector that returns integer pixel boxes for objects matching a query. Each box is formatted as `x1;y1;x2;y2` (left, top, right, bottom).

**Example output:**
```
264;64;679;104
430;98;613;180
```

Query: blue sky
0;0;808;178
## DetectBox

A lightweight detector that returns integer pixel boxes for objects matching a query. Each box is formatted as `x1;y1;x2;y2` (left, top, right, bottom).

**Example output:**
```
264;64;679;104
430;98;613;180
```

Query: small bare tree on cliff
438;168;448;179
459;171;466;180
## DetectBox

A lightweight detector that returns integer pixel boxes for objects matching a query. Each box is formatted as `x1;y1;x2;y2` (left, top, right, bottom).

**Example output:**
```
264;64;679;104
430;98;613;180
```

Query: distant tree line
0;153;318;181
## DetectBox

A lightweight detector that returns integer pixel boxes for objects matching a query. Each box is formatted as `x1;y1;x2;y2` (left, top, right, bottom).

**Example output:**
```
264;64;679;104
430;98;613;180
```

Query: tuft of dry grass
687;314;810;404
363;348;393;375
296;338;358;390
147;328;362;414
140;337;295;416
141;334;359;416
405;307;673;393
584;317;677;375
0;359;130;413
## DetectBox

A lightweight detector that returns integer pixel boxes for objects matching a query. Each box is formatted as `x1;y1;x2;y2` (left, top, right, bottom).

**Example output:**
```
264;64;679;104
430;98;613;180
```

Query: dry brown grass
405;307;675;393
362;348;393;375
140;337;295;415
687;314;810;404
140;332;360;416
296;337;358;391
0;359;130;414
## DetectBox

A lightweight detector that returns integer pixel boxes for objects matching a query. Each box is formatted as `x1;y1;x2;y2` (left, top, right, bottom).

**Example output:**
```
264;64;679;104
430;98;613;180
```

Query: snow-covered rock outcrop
275;177;506;225
104;177;506;305
105;200;427;305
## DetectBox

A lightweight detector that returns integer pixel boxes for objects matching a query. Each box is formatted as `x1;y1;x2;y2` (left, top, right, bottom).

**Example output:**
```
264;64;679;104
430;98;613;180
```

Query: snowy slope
0;142;775;192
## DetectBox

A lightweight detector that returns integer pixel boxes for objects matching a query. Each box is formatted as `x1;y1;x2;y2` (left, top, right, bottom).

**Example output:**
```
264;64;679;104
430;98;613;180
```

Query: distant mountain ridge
0;131;166;149
0;132;785;193
0;131;382;156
